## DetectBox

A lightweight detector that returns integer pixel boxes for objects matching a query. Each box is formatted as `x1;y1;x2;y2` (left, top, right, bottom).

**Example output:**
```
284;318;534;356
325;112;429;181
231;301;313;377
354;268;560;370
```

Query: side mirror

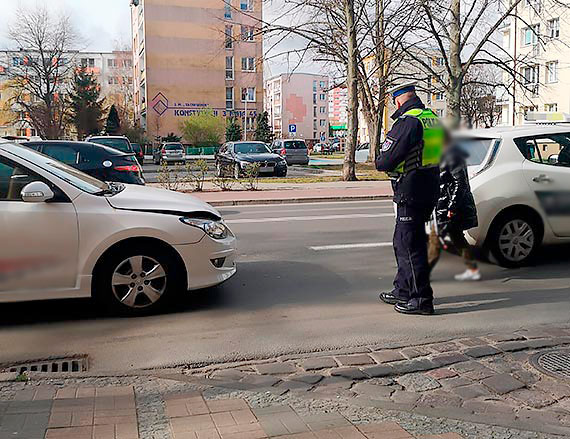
548;154;559;165
21;181;54;203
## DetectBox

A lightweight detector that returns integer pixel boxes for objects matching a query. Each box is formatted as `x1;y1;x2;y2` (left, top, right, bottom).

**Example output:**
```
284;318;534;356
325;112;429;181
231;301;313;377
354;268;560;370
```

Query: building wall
499;1;570;125
132;0;264;142
265;73;329;143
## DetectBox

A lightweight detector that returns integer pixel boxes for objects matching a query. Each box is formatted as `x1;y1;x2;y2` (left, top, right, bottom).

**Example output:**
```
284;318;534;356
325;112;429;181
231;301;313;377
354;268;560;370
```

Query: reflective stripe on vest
394;108;444;175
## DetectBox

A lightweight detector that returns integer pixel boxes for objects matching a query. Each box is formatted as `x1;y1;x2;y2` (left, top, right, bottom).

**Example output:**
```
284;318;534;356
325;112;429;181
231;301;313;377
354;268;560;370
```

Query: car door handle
532;174;552;183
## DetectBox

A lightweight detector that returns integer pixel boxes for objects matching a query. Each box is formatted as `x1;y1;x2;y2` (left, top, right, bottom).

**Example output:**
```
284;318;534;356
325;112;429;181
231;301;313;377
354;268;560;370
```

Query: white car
456;125;570;267
0;140;236;314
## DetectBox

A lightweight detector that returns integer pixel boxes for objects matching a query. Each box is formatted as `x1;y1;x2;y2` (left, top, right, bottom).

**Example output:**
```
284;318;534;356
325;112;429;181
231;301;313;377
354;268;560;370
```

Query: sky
0;0;132;51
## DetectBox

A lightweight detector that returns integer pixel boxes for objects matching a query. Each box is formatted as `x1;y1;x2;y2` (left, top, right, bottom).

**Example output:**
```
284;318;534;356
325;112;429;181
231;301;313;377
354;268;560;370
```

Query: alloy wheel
111;255;167;309
498;219;535;262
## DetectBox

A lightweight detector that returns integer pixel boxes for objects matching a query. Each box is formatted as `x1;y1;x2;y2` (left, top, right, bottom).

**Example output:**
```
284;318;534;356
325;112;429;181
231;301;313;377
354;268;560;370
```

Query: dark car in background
86;135;134;154
131;142;144;165
24;140;145;185
271;139;310;165
216;141;288;178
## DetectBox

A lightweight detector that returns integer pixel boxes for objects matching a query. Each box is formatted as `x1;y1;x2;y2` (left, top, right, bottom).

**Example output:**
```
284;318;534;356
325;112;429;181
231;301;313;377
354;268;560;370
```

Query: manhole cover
531;350;570;380
1;355;88;375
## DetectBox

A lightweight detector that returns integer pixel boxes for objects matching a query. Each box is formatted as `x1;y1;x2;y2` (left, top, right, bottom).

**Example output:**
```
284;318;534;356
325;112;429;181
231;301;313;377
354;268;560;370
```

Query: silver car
153;142;186;164
271;139;310;165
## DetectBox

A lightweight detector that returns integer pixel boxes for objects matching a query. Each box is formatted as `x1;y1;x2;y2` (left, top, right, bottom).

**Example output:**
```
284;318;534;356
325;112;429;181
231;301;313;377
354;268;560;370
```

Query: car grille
260;162;276;167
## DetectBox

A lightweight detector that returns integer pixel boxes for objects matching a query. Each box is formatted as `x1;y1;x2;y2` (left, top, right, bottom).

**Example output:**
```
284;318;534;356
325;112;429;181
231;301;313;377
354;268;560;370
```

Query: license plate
259;166;274;173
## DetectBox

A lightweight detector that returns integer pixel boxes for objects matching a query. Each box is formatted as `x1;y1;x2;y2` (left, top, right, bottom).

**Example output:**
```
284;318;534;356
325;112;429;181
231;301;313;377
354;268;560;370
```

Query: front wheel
94;244;184;315
488;213;541;268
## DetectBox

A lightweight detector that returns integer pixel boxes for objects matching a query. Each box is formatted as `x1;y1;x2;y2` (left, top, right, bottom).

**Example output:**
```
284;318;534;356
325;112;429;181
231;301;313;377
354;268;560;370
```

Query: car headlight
238;160;252;168
180;217;229;240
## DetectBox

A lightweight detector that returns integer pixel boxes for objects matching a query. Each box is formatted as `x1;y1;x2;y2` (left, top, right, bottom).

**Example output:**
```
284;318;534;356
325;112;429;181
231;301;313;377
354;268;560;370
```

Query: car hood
235;153;282;162
106;184;221;219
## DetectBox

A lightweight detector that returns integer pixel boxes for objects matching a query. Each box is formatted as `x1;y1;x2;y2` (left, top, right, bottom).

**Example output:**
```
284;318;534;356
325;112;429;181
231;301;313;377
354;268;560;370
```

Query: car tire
275;170;287;177
234;163;241;179
488;211;541;268
94;244;185;316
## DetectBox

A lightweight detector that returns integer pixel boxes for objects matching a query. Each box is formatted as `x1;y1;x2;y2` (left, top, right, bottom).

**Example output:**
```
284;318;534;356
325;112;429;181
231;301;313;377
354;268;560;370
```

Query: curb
206;195;392;207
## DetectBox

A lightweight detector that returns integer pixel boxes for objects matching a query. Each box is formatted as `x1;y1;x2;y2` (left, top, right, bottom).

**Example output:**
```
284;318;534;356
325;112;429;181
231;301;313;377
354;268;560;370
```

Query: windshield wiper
95;182;125;196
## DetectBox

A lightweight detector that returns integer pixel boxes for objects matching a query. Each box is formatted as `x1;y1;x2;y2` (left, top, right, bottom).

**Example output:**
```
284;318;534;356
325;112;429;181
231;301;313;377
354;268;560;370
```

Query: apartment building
499;0;570;125
131;0;264;141
264;73;329;144
0;50;133;138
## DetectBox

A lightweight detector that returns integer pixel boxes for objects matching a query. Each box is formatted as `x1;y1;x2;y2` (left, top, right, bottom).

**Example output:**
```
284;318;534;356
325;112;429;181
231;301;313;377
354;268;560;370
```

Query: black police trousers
392;204;434;308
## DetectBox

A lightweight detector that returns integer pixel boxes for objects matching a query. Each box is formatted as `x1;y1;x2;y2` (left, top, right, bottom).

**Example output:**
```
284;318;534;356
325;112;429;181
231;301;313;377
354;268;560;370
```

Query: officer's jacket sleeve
375;116;423;172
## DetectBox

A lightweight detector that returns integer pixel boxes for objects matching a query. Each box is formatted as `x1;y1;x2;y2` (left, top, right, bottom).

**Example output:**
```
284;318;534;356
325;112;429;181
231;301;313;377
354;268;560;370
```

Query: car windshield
90;137;132;153
6;143;109;194
234;143;270;154
454;137;497;166
284;140;307;149
165;143;183;150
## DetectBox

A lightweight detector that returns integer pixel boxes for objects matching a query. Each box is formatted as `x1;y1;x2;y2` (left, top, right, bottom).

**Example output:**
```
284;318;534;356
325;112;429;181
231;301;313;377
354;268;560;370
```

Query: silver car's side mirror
21;181;55;203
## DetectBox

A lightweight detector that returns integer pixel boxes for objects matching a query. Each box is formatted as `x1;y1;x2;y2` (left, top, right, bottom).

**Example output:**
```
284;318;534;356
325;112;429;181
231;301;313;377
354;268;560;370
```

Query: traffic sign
288;124;297;133
320;134;326;142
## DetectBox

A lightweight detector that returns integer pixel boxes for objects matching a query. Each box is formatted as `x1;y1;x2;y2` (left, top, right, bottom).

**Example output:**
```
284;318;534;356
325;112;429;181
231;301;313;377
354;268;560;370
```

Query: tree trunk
447;0;462;129
343;0;358;181
369;0;385;164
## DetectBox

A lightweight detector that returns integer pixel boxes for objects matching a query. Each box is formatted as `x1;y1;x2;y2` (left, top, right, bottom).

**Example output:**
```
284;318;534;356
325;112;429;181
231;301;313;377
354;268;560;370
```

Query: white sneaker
454;269;481;281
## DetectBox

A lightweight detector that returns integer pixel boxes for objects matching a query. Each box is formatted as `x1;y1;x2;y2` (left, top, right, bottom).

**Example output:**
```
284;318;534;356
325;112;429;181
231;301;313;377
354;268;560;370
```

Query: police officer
375;82;444;315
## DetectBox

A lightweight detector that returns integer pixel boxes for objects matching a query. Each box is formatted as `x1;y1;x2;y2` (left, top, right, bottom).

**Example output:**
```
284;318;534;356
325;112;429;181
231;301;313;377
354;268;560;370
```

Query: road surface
0;200;569;372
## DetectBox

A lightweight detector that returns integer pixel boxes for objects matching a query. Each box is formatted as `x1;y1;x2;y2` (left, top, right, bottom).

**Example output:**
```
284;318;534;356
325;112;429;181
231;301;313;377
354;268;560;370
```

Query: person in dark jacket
428;134;480;281
376;82;443;315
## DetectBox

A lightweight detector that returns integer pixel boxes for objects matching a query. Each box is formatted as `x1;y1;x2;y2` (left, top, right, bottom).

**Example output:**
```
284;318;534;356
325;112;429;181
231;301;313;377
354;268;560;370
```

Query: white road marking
220;205;394;216
310;242;393;251
226;213;395;224
223;199;393;209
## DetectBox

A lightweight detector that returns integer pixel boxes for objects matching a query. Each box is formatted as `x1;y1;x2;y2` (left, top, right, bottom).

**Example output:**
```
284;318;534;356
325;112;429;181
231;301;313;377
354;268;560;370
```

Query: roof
456;124;570;138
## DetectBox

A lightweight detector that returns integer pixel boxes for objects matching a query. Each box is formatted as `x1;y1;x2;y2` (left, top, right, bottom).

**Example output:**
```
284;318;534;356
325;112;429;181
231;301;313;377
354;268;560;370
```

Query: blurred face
394;91;414;109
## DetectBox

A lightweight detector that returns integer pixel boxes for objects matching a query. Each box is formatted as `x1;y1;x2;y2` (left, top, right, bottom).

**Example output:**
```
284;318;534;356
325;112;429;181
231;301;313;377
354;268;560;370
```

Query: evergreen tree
162;132;182;142
68;68;104;139
254;111;273;143
226;117;243;142
105;104;121;135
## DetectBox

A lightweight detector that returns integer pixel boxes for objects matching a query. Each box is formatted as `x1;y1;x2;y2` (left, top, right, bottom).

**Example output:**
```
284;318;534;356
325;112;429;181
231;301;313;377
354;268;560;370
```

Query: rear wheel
488;212;541;268
94;244;184;315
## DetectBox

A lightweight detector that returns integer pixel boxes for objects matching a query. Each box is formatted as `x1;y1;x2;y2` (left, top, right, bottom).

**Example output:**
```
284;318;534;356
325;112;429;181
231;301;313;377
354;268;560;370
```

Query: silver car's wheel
111;255;167;309
498;219;535;263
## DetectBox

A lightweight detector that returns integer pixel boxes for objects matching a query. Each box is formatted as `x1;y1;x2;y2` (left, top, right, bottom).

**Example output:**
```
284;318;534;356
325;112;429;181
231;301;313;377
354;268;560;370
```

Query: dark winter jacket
435;144;478;233
375;96;440;208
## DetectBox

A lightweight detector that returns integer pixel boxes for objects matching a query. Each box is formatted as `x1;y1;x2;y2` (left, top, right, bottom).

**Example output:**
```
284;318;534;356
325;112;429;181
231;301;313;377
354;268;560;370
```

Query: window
0;158;52;202
525;0;542;11
545;103;558;112
42;145;79;165
246;116;255;131
436;109;444;117
434;57;445;66
224;0;232;19
108;59;117;68
313;80;317;92
240;0;253;11
241;25;254;42
241;87;255;102
319;81;326;88
548;18;560;39
319;106;326;114
522;65;539;84
313;106;317;117
524;25;539;46
547;61;558;83
226;87;234;109
225;25;233;49
313;94;317;104
241;57;255;72
108;77;114;85
313;119;317;130
12;57;20;66
434;92;444;101
225;56;234;79
319;119;326;127
319;93;326;100
514;134;570;167
81;58;95;68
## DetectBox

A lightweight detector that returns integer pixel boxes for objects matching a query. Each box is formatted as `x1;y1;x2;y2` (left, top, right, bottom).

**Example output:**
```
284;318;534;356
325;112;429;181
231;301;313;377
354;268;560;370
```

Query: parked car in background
86;135;134;154
0;140;236;315
455;125;570;267
271;139;310;165
215;141;288;178
25;140;145;185
313;143;330;154
356;143;370;163
131;143;144;165
153;142;185;164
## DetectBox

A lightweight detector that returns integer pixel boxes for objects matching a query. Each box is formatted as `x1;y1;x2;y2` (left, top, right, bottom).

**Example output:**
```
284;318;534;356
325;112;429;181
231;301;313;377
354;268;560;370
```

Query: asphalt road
1;200;569;372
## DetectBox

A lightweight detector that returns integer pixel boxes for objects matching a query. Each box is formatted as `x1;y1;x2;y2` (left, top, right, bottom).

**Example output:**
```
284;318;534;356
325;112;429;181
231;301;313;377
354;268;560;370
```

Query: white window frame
545;103;558;112
319;106;326;114
524;24;539;46
226;87;234;110
225;56;234;80
241;87;256;103
547;61;558;83
224;0;232;19
241;57;255;72
240;0;254;11
241;25;254;42
225;25;233;49
548;18;560;39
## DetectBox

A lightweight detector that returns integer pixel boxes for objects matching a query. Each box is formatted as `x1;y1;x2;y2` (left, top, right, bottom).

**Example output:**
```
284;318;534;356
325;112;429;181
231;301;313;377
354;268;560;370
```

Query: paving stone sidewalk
0;384;464;439
183;325;570;437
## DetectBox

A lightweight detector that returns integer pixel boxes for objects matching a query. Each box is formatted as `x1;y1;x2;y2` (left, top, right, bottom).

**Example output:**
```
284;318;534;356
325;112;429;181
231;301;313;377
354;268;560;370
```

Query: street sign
320;134;326;142
288;124;297;133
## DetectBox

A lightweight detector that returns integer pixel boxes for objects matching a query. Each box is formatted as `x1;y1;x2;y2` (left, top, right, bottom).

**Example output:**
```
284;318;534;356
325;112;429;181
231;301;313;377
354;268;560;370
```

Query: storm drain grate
532;350;570;380
2;355;88;375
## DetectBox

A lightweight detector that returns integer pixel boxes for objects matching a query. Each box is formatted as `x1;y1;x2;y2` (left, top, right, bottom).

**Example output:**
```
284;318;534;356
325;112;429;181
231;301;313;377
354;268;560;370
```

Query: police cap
387;81;417;98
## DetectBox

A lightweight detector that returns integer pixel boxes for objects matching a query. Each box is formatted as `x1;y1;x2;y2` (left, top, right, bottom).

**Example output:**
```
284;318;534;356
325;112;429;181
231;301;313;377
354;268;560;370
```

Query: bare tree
460;66;501;128
400;0;535;128
7;6;78;139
